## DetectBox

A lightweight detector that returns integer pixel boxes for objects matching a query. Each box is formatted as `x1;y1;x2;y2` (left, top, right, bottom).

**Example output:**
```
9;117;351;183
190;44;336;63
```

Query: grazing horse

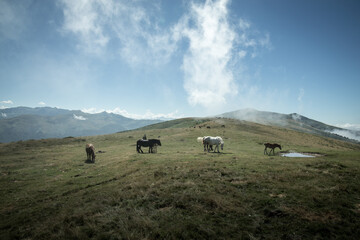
264;143;282;155
203;136;224;153
197;136;213;152
136;139;161;153
86;144;96;162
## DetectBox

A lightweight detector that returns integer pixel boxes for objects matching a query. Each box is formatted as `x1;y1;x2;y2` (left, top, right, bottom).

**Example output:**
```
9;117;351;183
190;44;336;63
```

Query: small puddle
281;152;315;158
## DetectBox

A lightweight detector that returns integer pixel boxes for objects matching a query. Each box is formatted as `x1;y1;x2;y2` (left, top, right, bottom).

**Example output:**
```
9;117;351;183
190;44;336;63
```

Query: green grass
1;118;360;239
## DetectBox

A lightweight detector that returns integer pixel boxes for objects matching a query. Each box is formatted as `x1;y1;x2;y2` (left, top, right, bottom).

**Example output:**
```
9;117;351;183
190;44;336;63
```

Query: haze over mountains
217;109;360;143
0;107;359;143
0;107;162;143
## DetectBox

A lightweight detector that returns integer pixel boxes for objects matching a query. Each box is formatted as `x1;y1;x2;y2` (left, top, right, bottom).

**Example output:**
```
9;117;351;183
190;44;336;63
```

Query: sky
0;0;359;129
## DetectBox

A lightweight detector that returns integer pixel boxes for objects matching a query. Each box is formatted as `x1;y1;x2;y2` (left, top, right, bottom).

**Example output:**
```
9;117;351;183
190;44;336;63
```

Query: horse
86;144;96;162
264;143;282;155
197;136;213;152
203;136;224;153
136;139;161;153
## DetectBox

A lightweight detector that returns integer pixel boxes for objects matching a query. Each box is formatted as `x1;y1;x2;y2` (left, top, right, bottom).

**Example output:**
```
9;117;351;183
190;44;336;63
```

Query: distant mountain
0;107;162;143
217;109;360;143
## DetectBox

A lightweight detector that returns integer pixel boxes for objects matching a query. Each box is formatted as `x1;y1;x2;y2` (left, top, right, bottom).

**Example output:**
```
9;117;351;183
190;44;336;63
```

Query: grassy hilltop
1;118;360;239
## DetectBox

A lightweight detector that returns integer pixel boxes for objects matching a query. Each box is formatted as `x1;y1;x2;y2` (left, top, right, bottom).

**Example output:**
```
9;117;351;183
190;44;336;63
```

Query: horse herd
85;136;282;162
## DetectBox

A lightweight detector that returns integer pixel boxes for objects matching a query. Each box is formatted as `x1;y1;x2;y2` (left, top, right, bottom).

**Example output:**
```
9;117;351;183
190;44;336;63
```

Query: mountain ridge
0;107;162;142
217;109;360;143
1;107;359;143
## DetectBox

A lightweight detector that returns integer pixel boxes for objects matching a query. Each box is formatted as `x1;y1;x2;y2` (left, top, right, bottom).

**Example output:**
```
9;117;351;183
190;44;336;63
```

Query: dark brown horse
136;139;161;153
86;144;96;162
264;143;282;155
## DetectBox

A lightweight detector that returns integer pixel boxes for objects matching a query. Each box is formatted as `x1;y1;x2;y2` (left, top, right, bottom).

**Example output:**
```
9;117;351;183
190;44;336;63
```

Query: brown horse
264;143;282;155
86;144;96;162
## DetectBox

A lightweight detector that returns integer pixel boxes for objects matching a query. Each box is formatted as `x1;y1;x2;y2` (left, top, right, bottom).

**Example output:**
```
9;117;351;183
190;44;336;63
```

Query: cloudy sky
0;0;359;128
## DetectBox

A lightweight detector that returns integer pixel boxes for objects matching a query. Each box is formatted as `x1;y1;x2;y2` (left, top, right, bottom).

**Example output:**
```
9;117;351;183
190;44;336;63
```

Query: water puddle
281;152;315;158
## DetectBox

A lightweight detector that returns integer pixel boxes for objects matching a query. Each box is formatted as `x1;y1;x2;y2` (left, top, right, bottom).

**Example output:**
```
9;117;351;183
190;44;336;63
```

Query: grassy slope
1;118;360;239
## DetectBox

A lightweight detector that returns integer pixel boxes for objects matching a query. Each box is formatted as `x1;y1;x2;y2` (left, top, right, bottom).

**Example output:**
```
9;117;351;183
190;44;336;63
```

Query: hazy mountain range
0;107;162;143
1;107;359;143
217;109;360;143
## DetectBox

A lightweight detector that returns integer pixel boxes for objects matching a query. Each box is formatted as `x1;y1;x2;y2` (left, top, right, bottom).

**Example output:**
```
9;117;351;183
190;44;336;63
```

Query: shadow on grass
199;152;233;155
84;159;95;164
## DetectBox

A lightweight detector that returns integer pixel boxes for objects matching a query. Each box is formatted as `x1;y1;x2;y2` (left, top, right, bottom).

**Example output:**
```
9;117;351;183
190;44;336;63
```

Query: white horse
202;136;224;153
197;136;213;152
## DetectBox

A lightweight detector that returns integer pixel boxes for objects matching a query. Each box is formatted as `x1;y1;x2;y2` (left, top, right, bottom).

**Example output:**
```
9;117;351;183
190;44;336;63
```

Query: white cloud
73;114;87;120
59;0;110;54
238;50;247;59
238;18;250;31
173;0;237;108
237;19;271;53
38;101;46;106
59;0;177;63
335;123;360;131
327;129;360;142
59;0;271;110
82;107;182;120
81;107;103;114
1;100;13;104
0;100;13;109
170;0;271;109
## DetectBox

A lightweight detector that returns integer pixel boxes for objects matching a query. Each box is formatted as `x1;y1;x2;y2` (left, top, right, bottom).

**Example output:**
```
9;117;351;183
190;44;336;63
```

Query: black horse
136;139;161;153
264;143;282;155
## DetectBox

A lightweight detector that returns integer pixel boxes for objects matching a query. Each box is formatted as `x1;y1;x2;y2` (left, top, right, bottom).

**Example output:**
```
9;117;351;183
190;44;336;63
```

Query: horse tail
197;137;203;143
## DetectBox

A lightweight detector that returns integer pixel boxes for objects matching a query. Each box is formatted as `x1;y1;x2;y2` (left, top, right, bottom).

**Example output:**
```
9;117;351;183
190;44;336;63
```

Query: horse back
137;139;150;147
264;143;281;149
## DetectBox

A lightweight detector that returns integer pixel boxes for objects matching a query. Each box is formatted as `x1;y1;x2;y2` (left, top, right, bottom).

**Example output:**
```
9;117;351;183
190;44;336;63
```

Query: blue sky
0;0;359;129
